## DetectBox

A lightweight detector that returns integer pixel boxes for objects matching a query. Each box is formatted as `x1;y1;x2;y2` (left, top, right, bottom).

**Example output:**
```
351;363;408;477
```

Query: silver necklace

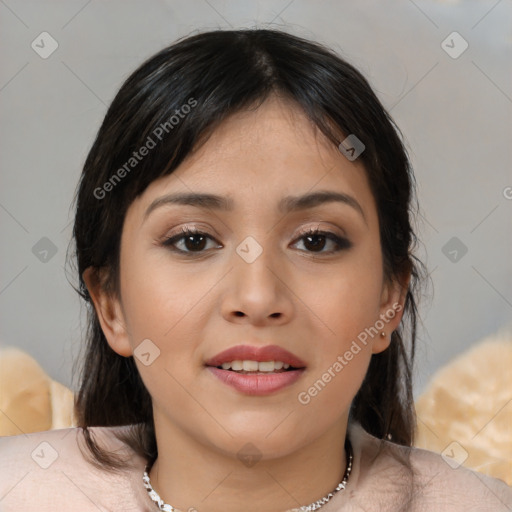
142;437;353;512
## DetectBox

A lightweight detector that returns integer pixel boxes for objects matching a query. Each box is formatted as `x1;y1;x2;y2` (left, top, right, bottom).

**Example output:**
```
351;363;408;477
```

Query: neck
148;412;349;512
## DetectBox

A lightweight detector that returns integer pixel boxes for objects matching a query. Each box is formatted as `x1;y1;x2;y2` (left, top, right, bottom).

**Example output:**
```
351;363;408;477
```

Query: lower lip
206;367;306;396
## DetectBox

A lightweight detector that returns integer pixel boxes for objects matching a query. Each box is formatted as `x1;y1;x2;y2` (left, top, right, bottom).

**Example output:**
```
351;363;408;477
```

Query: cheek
118;250;220;397
295;294;377;434
119;248;206;344
298;349;372;415
297;243;383;339
294;242;383;399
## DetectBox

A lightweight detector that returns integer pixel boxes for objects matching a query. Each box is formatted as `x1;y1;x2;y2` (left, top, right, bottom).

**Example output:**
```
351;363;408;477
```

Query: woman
1;28;511;511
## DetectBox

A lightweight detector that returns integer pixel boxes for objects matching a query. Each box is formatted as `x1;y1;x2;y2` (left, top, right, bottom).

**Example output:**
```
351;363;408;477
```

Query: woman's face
87;95;405;459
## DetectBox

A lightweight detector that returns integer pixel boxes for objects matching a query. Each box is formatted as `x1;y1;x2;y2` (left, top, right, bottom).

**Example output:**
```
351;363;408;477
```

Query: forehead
128;96;378;228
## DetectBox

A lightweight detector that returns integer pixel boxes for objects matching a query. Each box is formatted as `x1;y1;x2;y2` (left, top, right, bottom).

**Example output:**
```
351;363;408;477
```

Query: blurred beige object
414;329;512;485
0;347;75;436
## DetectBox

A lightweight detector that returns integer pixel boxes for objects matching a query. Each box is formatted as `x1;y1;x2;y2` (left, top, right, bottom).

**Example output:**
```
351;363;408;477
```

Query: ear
82;267;133;357
371;270;410;354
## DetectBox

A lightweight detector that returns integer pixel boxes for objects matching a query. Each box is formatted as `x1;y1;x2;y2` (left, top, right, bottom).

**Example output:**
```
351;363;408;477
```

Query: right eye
161;226;222;255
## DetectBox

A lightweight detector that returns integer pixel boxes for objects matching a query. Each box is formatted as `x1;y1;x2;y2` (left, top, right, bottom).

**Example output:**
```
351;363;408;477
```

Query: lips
204;344;307;369
206;366;306;395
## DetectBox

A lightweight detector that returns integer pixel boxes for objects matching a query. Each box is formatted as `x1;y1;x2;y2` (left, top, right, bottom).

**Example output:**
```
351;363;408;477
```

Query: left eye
161;227;352;255
292;228;352;254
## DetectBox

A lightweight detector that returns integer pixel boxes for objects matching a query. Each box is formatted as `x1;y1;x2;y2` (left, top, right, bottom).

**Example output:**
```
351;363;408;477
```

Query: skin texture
84;94;408;512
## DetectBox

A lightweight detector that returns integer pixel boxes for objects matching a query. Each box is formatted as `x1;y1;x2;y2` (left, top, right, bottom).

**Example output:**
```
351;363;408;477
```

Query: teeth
258;361;276;371
243;360;259;371
219;360;292;372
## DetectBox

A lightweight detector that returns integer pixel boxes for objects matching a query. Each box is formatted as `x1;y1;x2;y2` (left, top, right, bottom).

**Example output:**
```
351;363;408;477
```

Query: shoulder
347;423;512;512
406;444;512;511
0;425;150;512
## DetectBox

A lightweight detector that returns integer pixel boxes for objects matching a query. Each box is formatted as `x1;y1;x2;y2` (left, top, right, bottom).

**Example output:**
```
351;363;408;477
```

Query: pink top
1;421;511;511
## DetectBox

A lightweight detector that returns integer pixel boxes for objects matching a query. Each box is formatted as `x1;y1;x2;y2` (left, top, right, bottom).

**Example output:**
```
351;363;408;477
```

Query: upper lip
205;344;307;368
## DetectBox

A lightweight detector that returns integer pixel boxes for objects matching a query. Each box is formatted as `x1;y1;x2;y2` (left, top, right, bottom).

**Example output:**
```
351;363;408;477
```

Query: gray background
1;0;511;396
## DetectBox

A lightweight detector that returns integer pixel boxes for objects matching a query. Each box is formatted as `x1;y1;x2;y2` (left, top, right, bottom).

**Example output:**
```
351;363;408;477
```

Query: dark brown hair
69;27;427;471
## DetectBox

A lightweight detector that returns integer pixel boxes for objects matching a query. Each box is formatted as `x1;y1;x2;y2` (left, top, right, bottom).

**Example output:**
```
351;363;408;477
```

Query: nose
220;239;294;326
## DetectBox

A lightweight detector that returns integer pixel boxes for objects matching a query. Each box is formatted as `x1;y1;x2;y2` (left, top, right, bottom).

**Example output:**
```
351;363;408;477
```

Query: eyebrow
143;190;367;225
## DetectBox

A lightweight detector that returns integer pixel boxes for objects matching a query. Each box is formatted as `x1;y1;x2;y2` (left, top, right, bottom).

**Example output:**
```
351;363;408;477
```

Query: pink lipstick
204;344;306;396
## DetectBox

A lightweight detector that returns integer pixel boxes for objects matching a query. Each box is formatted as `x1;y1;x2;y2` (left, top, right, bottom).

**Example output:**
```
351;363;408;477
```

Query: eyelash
160;226;352;256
